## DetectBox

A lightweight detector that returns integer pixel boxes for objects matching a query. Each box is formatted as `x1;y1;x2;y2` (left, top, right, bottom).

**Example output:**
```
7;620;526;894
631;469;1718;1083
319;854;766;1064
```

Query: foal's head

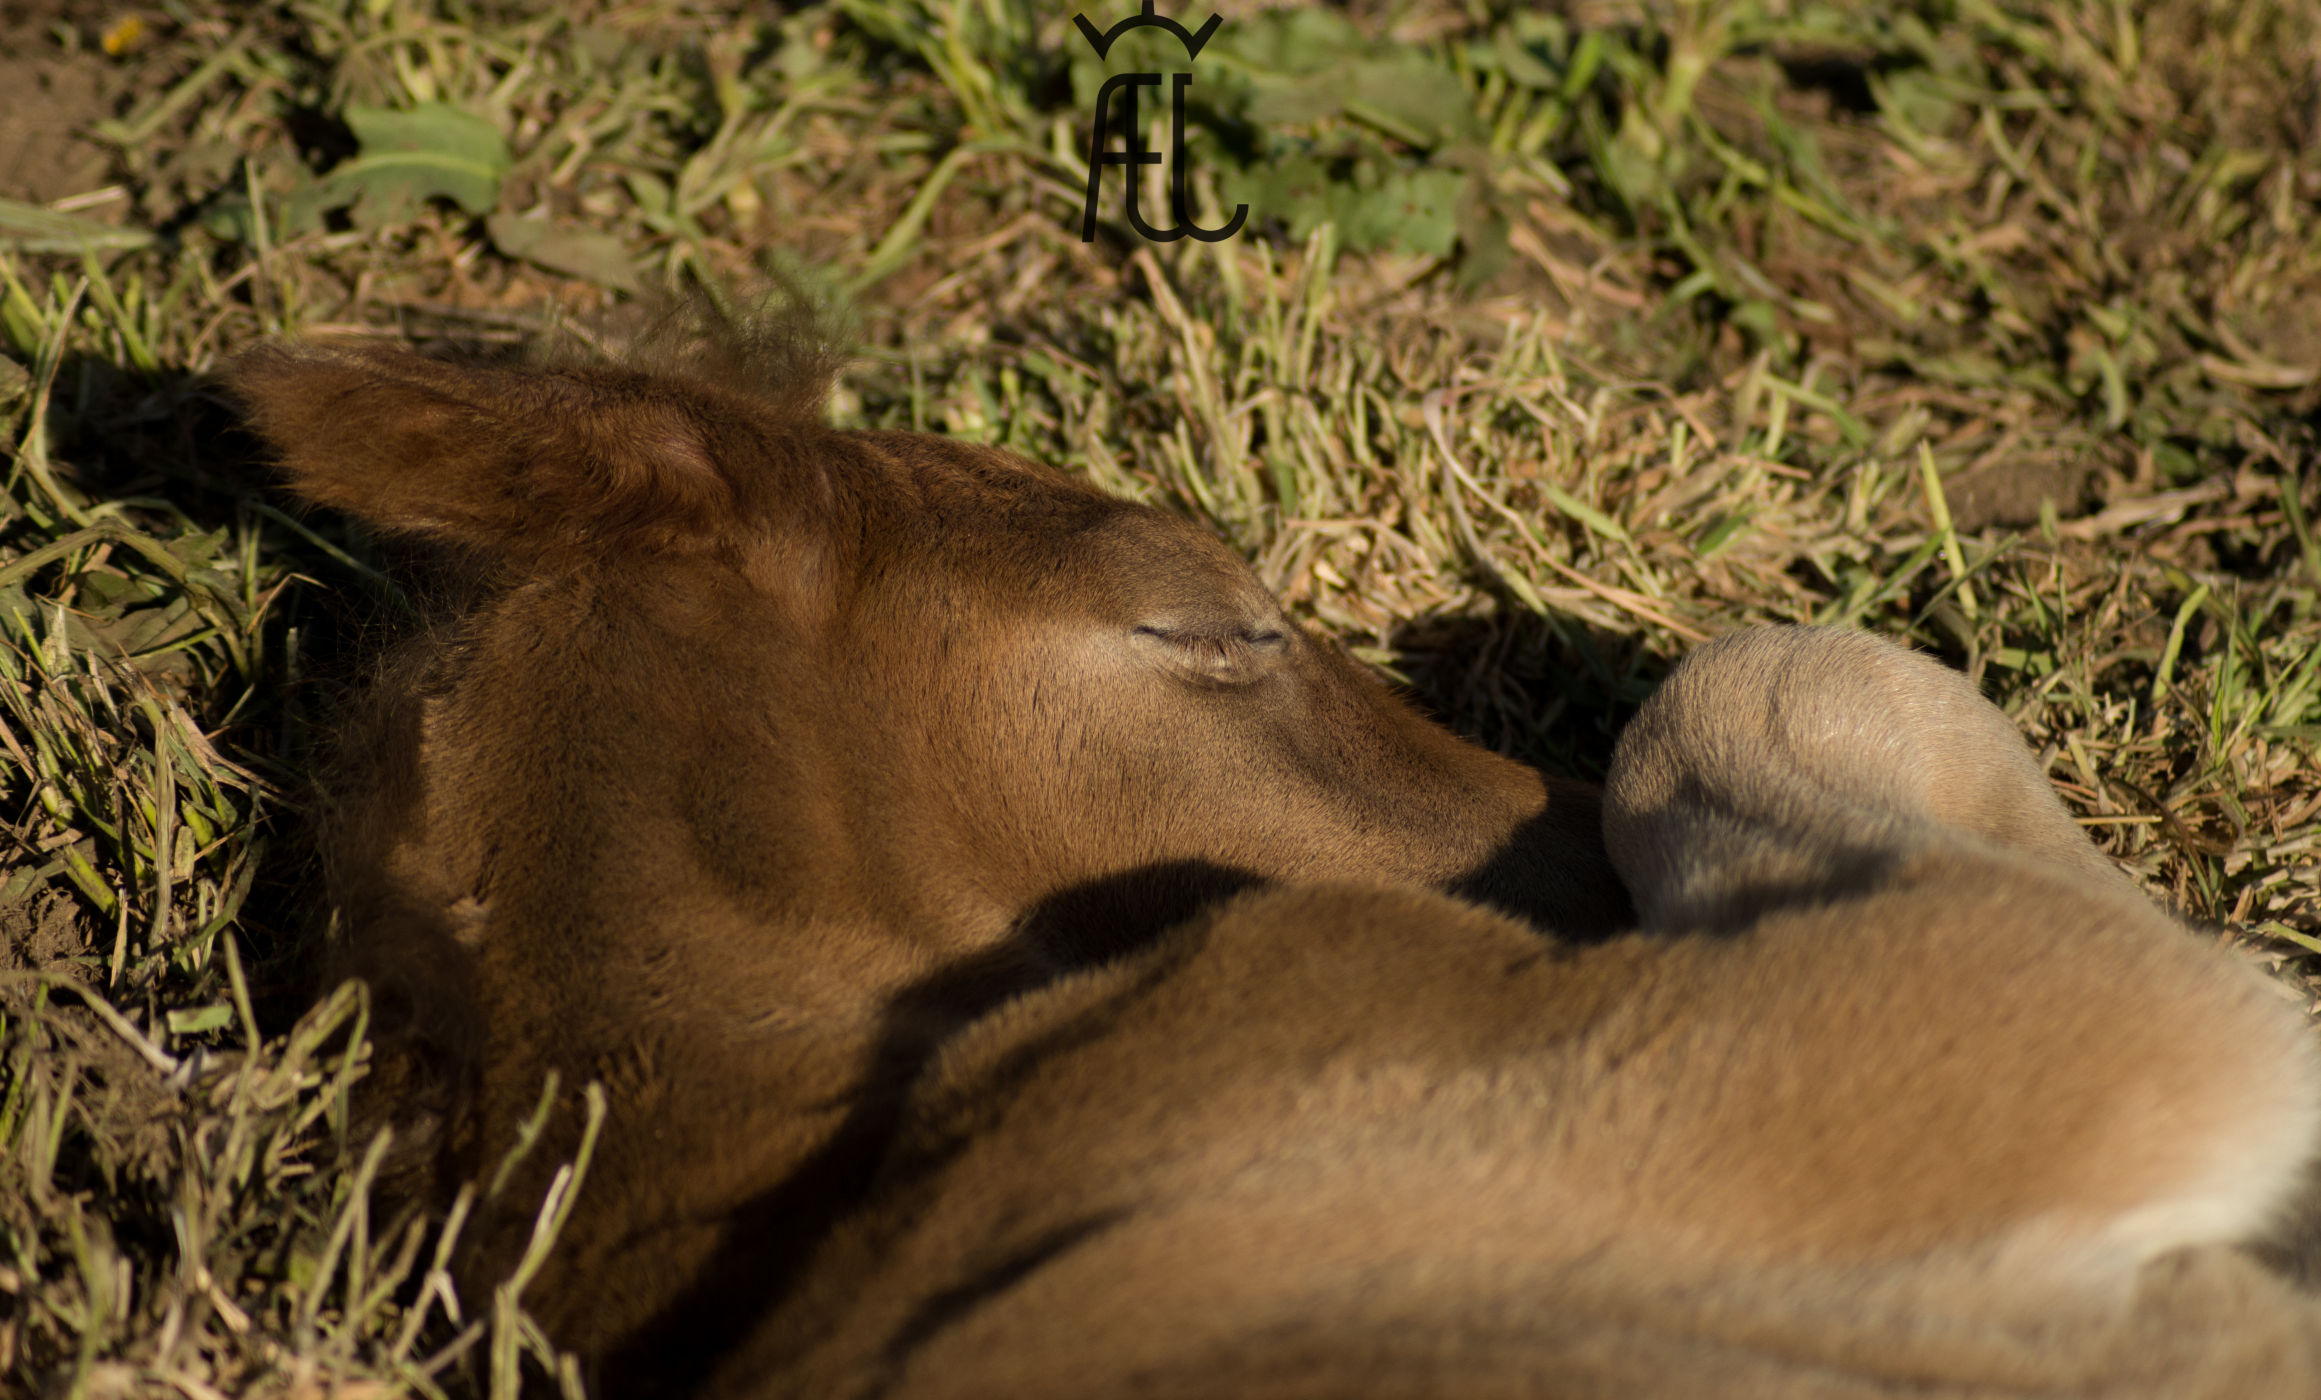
230;330;1619;963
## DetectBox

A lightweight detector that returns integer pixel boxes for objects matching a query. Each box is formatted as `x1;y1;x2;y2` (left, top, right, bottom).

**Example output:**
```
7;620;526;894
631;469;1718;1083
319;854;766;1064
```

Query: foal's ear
221;342;742;554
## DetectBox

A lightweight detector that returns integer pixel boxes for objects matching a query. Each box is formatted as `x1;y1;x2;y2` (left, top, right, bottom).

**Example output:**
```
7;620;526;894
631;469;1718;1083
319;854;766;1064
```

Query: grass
5;0;2321;1393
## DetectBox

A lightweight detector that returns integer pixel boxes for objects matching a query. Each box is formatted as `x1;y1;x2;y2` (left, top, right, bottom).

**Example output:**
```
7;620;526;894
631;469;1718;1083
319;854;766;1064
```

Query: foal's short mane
560;292;852;429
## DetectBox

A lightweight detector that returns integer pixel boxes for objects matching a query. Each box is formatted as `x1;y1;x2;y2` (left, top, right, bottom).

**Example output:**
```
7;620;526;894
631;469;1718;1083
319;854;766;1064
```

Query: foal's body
227;331;2321;1397
726;631;2321;1399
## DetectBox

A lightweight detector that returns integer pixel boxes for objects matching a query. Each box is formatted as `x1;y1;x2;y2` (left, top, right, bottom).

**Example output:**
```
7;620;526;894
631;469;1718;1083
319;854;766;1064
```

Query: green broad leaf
486;214;641;292
1230;159;1465;257
1346;55;1481;147
109;600;207;657
1227;155;1333;243
315;102;511;230
1215;8;1369;75
1243;52;1478;148
165;527;232;566
0;195;155;252
73;573;148;609
1341;167;1465;256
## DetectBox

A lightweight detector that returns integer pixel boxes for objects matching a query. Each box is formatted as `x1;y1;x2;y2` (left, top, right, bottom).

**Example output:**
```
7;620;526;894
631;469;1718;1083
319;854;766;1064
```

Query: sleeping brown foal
229;326;2321;1399
225;324;1627;1391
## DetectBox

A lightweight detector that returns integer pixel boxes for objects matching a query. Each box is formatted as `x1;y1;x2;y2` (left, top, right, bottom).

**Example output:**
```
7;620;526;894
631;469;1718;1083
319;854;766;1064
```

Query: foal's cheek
952;628;1257;853
883;623;1121;837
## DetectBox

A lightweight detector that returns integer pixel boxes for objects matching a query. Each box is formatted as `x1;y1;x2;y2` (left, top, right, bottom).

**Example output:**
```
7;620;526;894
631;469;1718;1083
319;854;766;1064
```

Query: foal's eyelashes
1131;624;1288;647
1131;622;1290;685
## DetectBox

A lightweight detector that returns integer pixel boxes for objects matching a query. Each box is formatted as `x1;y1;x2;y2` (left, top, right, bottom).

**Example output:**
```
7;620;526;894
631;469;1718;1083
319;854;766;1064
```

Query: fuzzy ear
221;342;739;554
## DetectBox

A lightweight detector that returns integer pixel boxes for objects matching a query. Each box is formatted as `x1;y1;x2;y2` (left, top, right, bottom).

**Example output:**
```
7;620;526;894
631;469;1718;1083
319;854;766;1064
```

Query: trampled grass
5;0;2321;1394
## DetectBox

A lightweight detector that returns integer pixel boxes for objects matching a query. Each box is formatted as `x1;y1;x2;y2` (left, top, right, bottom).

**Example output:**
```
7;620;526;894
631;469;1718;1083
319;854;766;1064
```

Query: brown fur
720;634;2321;1399
222;331;1625;1390
225;335;2321;1399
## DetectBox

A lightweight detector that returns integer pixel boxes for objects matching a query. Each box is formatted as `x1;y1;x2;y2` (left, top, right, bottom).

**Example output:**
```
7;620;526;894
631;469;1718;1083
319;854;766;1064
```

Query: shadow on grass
1384;604;1678;782
7;353;367;1022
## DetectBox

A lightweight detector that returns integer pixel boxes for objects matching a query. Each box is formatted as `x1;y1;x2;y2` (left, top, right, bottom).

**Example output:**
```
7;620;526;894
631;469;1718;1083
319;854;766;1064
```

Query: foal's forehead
851;431;1124;528
835;432;1252;603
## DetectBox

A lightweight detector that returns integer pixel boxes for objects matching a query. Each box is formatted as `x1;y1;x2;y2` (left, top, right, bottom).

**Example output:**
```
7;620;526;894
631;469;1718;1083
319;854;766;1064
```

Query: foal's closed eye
1133;623;1289;686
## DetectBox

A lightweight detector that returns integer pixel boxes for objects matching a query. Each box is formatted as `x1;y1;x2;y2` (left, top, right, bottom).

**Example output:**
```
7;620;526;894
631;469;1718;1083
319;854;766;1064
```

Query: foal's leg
1597;626;2321;1280
1603;625;2129;933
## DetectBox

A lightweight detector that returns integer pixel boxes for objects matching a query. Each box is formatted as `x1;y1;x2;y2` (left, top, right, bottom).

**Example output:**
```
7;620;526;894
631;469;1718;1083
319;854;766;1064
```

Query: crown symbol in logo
1072;0;1221;60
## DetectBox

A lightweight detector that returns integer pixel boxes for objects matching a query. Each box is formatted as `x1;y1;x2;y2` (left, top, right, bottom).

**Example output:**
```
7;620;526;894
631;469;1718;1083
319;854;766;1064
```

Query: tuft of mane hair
543;286;854;427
